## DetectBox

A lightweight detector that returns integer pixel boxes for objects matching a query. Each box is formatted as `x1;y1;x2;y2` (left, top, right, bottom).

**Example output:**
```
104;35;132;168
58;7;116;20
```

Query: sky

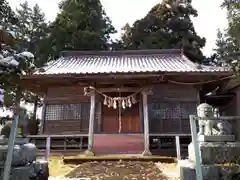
7;0;228;56
3;0;228;117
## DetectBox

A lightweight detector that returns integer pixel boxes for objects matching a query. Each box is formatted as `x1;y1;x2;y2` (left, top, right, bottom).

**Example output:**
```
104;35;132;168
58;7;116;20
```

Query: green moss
62;155;176;164
215;163;240;167
63;155;174;160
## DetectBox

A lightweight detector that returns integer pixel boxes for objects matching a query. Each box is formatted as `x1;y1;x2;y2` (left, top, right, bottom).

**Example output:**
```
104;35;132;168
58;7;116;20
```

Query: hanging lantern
131;95;137;104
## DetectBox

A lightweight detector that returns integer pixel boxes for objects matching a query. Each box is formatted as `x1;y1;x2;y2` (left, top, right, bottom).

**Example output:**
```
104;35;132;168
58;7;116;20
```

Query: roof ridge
60;49;182;57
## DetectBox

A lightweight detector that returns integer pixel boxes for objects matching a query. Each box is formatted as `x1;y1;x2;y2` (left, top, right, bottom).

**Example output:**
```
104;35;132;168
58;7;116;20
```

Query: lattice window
180;102;197;119
45;105;62;120
148;101;197;120
45;103;90;120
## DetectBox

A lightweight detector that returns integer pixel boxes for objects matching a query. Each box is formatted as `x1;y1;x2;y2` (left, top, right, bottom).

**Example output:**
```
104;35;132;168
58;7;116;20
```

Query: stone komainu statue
197;103;232;136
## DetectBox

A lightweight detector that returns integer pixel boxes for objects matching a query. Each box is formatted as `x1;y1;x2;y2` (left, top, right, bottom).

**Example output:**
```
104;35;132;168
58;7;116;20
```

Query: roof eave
21;71;233;80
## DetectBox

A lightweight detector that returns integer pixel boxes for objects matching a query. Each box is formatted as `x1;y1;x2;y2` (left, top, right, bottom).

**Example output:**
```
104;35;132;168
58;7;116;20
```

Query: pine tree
120;0;206;63
214;0;240;72
15;1;50;67
0;0;18;31
14;1;50;119
50;0;116;58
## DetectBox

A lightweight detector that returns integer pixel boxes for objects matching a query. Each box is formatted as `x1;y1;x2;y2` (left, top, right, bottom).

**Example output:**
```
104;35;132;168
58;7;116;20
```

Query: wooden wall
45;86;89;103
149;84;198;102
42;84;199;135
148;84;199;134
43;86;90;134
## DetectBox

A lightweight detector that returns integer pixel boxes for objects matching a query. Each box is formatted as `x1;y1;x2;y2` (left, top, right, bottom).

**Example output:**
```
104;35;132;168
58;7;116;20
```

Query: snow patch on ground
155;162;180;179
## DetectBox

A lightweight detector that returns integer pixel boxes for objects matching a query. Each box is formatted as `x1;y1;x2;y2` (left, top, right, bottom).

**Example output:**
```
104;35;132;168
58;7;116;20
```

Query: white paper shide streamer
84;86;140;109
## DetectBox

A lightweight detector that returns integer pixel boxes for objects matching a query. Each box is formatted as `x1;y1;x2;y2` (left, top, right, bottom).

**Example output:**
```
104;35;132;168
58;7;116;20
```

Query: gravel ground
56;161;178;180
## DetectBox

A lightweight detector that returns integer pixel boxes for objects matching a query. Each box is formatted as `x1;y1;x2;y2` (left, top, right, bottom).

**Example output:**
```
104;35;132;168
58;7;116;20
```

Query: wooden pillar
45;136;51;160
39;94;46;134
194;85;202;105
141;89;152;156
175;135;181;160
85;90;96;156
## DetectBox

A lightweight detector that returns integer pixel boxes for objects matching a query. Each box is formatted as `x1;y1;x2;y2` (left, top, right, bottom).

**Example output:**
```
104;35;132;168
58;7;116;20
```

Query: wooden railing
27;134;89;159
28;133;191;159
149;133;191;160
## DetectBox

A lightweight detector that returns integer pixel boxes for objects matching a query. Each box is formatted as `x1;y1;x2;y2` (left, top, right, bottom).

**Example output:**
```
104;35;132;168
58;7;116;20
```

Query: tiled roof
36;49;230;76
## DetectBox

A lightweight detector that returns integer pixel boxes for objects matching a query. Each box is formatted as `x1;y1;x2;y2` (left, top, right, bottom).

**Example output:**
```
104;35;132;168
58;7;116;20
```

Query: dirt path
62;161;179;180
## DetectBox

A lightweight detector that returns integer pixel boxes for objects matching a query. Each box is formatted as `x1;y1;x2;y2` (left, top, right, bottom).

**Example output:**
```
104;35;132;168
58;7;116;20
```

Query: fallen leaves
65;161;170;180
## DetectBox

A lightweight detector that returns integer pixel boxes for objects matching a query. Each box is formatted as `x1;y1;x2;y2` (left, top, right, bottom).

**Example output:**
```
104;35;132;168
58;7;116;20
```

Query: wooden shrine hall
21;49;232;156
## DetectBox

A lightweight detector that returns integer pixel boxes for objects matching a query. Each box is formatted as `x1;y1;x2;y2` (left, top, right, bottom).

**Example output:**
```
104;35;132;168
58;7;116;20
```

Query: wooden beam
22;71;232;81
85;89;96;156
141;89;152;156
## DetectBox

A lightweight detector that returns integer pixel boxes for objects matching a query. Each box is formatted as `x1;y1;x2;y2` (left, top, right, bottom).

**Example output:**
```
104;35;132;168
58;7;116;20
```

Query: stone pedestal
182;140;240;180
198;135;235;142
185;135;240;180
188;141;240;164
179;160;240;180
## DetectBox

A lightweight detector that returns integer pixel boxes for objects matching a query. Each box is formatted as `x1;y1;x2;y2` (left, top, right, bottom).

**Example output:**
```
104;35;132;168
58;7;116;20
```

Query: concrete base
188;142;240;164
141;149;152;156
198;135;235;142
84;150;95;156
